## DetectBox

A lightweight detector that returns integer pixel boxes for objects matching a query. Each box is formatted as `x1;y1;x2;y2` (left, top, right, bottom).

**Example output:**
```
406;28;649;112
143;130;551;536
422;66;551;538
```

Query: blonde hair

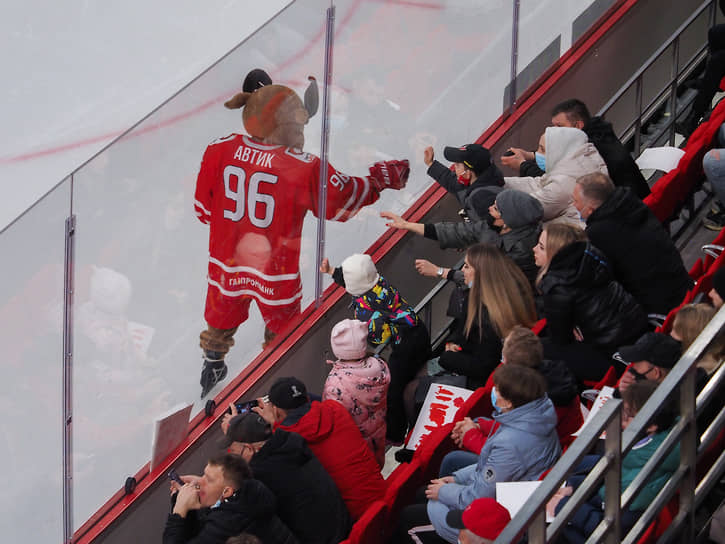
535;222;587;287
465;244;537;340
673;303;725;373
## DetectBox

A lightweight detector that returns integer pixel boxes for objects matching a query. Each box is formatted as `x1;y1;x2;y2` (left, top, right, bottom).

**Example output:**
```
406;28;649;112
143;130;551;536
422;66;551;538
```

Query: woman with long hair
534;223;648;382
437;243;537;388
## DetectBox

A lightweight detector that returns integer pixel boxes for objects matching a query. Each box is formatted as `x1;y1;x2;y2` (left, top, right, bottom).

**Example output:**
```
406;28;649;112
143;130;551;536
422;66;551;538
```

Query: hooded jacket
538;241;648;353
428;190;543;285
427;396;560;542
426;159;504;221
323;355;390;466
505;127;608;224
278;400;387;520
585;187;692;314
163;478;298;544
249;430;351;544
516;117;650;199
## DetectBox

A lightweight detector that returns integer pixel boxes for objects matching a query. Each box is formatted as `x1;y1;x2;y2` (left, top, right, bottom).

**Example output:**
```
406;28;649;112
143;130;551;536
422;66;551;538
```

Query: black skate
200;355;228;398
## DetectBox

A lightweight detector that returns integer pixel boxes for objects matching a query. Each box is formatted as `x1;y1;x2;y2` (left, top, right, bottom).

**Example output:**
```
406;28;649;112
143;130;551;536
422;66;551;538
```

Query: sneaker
703;211;725;231
200;358;228;398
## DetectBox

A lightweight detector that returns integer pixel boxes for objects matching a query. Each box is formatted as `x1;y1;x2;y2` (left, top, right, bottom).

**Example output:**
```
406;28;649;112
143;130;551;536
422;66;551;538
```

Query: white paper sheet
636;146;685;172
406;383;473;450
572;386;614;437
496;481;540;519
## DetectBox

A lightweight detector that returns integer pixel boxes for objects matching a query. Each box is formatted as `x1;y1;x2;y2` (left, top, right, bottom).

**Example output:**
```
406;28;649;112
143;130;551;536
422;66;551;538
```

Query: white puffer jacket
504;126;608;224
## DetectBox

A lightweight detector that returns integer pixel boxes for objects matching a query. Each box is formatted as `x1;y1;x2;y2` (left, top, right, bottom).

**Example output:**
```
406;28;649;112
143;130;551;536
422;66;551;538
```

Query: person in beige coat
504;126;607;224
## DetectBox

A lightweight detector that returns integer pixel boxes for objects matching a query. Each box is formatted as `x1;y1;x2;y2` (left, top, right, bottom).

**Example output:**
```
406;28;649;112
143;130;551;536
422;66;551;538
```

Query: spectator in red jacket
254;377;386;520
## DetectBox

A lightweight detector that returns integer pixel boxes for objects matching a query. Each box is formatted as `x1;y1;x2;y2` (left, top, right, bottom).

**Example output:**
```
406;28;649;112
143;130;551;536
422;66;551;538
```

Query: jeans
438;450;478;478
703;142;725;206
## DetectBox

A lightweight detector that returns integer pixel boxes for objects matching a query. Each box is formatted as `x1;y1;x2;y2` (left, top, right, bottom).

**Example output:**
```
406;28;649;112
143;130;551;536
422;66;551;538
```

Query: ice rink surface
0;0;601;540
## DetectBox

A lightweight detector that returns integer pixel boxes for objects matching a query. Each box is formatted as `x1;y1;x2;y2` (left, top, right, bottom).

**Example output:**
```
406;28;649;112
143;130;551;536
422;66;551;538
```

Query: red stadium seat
339;500;389;544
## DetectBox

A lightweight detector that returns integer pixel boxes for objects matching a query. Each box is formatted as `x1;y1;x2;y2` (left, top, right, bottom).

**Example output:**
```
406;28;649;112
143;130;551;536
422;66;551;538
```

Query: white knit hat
341;253;379;296
330;319;369;360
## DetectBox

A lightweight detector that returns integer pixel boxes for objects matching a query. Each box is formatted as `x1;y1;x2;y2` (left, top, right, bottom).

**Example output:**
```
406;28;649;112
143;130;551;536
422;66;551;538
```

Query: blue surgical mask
535;152;546;172
491;386;502;415
467;280;473;288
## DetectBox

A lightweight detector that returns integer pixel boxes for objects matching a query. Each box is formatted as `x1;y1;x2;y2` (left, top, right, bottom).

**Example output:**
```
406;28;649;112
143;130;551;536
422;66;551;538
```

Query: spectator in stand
443;326;580;475
319;254;430;443
419;365;560;543
322;318;390;467
445;498;511;544
253;377;386;520
710;267;725;309
501;98;650;198
163;454;297;544
423;143;504;222
503;126;608;224
534;223;649;382
382;189;544;286
572;172;692;315
701;124;725;229
220;412;351;544
671;303;725;375
547;381;678;543
676;0;725;138
616;332;681;393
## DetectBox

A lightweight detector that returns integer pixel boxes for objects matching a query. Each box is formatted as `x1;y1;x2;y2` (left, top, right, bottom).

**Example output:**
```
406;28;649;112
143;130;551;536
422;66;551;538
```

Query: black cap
219;412;272;449
242;69;272;93
617;332;682;369
443;144;492;176
268;377;308;409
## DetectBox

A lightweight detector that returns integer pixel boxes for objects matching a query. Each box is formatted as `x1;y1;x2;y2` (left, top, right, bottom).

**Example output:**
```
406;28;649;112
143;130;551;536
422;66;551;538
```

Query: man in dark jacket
221;412;351;544
573;172;692;315
254;377;387;521
163;453;298;544
382;189;543;285
424;143;504;222
501;98;650;198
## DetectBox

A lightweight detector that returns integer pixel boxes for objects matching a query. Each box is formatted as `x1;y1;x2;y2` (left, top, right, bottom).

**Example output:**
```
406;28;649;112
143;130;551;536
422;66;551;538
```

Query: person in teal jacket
548;380;679;543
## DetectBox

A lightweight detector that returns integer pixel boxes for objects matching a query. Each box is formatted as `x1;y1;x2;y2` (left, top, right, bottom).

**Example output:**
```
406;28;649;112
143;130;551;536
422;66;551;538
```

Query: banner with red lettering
407;383;473;450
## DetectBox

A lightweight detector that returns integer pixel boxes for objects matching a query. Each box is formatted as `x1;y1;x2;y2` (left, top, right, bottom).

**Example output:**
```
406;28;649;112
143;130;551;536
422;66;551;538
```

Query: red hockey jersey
195;134;382;329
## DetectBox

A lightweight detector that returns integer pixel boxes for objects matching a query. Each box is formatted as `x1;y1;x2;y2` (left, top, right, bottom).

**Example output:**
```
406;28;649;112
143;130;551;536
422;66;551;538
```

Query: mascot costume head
223;68;318;150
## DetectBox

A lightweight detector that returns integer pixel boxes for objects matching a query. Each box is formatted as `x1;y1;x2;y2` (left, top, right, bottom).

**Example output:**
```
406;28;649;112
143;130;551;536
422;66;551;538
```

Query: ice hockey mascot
194;69;409;397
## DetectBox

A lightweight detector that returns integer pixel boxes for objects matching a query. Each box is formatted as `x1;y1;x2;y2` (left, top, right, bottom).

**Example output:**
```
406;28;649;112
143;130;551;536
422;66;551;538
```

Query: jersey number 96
223;165;278;228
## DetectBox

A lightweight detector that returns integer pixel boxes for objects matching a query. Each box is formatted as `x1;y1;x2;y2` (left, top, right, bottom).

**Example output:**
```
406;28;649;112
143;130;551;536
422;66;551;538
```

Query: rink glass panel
322;0;514;288
0;182;68;542
70;0;327;528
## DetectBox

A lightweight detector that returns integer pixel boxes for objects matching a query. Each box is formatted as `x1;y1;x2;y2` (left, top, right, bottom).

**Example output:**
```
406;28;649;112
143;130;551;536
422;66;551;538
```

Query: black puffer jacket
163;479;298;544
585;187;692;315
427;160;504;221
439;274;502;388
249;430;351;544
539;241;648;353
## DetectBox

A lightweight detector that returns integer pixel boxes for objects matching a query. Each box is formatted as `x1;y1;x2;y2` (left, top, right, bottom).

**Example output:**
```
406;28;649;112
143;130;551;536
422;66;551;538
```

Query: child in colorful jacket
323;319;390;467
321;254;431;443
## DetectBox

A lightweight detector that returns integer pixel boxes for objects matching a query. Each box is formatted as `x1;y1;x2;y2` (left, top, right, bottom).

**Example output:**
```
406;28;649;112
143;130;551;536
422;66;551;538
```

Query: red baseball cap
446;498;511;539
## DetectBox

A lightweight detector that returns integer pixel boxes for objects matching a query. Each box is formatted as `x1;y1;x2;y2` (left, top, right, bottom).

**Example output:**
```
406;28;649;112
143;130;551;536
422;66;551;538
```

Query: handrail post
669;37;680;146
509;0;520;112
603;411;622;543
634;76;643;156
63;207;76;544
528;511;546;544
680;366;698;542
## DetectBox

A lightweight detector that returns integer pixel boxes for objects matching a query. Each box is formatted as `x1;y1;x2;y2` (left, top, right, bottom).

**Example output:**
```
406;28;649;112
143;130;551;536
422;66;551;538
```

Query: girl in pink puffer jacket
323;319;390;467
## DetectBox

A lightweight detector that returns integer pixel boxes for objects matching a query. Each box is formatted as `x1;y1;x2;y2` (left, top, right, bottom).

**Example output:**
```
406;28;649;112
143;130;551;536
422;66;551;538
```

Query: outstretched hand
423;146;434;167
415;259;438;277
369;159;409;192
221;403;239;435
380;211;408;230
319;258;333;275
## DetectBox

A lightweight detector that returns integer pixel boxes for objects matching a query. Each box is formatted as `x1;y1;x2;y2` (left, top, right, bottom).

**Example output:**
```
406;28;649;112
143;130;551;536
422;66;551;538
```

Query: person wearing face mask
501;98;650;198
404;365;560;544
163;454;298;544
616;332;682;394
382;189;543;286
423;143;505;223
219;412;351;544
503;126;608;225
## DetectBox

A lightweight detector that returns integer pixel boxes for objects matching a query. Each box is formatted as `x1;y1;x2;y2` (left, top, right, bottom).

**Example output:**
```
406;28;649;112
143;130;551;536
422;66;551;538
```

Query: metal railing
494;304;725;544
598;0;719;154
